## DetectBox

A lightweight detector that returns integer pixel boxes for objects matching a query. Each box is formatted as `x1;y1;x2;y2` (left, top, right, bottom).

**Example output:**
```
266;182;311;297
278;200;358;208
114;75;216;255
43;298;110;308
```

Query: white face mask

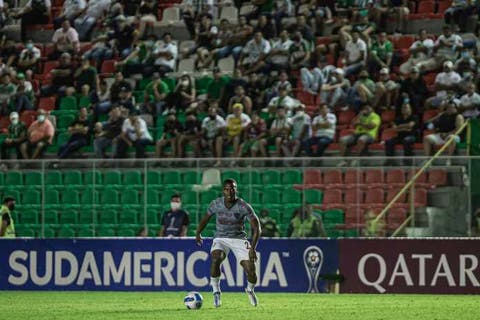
296;110;304;117
181;80;189;87
331;76;337;83
37;115;46;123
171;202;181;210
11;118;18;125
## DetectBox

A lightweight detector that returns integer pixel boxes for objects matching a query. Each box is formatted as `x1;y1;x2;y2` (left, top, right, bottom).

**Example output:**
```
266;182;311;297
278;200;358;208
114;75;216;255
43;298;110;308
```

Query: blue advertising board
0;238;338;292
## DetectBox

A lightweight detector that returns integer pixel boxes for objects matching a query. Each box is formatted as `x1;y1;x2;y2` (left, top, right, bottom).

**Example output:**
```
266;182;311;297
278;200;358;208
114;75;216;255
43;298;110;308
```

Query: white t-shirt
122;118;152;141
345;39;367;64
243;38;271;64
202;115;226;139
85;0;111;19
63;0;87;19
460;92;480;118
270;39;293;64
312;113;337;139
268;96;300;114
435;34;463;59
435;71;462;97
19;47;41;61
154;42;178;69
52;27;80;52
409;39;434;59
290;113;311;139
270;116;292;132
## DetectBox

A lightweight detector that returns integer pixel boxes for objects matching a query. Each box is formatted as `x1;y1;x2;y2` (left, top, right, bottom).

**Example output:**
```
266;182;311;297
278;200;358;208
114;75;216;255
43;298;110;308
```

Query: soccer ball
184;291;203;309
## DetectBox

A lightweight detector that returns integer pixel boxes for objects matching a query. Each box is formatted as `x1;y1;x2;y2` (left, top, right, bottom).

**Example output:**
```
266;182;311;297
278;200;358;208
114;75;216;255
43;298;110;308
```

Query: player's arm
195;213;212;245
0;213;9;237
248;213;262;262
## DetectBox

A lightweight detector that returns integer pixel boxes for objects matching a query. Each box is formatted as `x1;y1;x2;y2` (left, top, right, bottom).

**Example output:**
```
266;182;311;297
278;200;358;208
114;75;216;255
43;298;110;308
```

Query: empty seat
282;170;302;185
344;169;364;188
240;171;261;185
364;169;384;188
24;171;42;185
5;171;23;186
123;171;142;186
364;189;385;206
45;170;62;186
182;171;200;184
262;170;281;185
388;208;408;224
163;171;181;185
22;189;41;206
262;190;281;204
320;189;343;210
282;189;302;206
294;169;321;189
64;170;82;185
103;170;122;185
386;188;408;208
303;189;323;204
177;58;195;73
344;188;363;206
386;169;406;187
321;170;342;188
410;188;428;207
428;169;447;187
101;189;119;205
121;189;140;206
344;206;365;224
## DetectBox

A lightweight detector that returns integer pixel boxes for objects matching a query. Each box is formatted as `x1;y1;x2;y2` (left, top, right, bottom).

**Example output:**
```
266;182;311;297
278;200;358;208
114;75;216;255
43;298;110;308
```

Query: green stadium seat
78;210;95;224
21;209;39;224
344;229;360;237
163;171;181;185
101;189;119;206
240;171;261;186
98;209;118;224
61;189;80;206
118;210;138;224
282;170;302;185
282;189;302;206
322;209;345;224
22;189;41;206
304;189;323;204
77;226;94;237
103;170;122;186
59;96;77;110
222;170;241;182
200;190;218;205
84;171;102;186
262;190;281;204
57;114;75;129
80;188;100;206
117;228;136;237
121;189;140;205
123;171;142;186
195;76;213;94
163;77;176;91
0;172;4;185
146;209;160;224
40;225;57;238
146;170;162;186
58;226;76;238
44;210;59;224
241;190;261;205
64;170;82;185
262;170;281;186
5;171;22;186
15;225;35;237
137;78;152;90
182;171;200;184
45;189;60;209
24;171;42;186
3;189;20;202
59;209;78;224
146;188;160;205
182;190;198;205
78;96;91;108
45;170;62;186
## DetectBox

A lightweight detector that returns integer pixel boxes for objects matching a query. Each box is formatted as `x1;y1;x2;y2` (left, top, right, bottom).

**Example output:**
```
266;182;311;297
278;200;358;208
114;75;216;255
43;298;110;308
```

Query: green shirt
0;205;15;238
371;40;393;61
356;112;381;139
207;76;230;100
0;83;17;104
7;122;27;141
76;66;97;89
258;0;274;13
145;80;169;102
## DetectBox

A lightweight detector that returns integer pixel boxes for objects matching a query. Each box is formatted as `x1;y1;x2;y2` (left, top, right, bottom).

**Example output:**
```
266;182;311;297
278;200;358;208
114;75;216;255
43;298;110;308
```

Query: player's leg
231;239;259;306
210;239;228;308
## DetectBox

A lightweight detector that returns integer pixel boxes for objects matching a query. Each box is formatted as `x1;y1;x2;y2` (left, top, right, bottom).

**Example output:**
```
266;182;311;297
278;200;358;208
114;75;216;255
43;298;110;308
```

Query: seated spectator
255;14;277;40
454;49;476;85
194;15;218;70
109;15;139;58
0;112;27;162
303;104;336;157
74;57;98;97
12;73;34;113
116;111;153;159
93;107;124;159
288;31;311;71
374;68;399;111
261;106;292;157
347;70;376;111
384;103;418;166
53;0;86;29
266;30;293;71
270;70;293;97
225;103;251;160
423;100;465;165
152;33;178;76
177;112;201;158
266;84;299;116
93;71;131;122
17;40;41;73
238;32;271;75
369;32;393;74
0;39;18;69
136;0;157;39
113;86;135;113
320;68;351;109
58;107;90;159
287;205;324;237
199;106;226;166
282;104;311;158
288;14;314;43
10;0;50;42
83;32;114;70
301;55;335;95
459;82;480;119
418;25;462;72
143;73;169;116
212;16;253;63
399;29;435;76
20;109;55;159
342;31;368;76
207;67;229;104
426;61;462;109
117;38;156;77
239;112;268;157
259;209;280;237
165;74;197;114
40;52;75;97
338;105;381;166
444;0;476;32
298;0;333;36
363;209;385;237
398;66;429;114
156;111;183;158
0;72;17;116
228;85;252;115
74;0;111;41
159;194;190;237
49;20;80;60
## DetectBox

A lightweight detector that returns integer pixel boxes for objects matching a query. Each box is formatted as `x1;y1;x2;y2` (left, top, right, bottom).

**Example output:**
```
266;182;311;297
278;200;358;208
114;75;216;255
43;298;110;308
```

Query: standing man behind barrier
0;197;16;238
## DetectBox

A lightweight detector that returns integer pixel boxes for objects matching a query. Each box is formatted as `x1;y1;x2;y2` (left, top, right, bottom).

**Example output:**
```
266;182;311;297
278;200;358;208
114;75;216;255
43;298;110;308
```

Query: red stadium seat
344;169;365;189
320;189;343;210
320;170;342;188
100;60;117;76
344;206;365;224
410;188;428;207
364;188;385;206
437;0;453;13
407;170;430;188
386;188;408;208
344;188;364;205
381;128;398;142
364;169;384;188
428;169;447;187
391;35;415;49
337;110;356;129
388;207;408;224
294;169;322;190
386;169;406;187
0;116;10;133
37;97;57;112
381;110;396;124
20;110;38;127
423;109;440;123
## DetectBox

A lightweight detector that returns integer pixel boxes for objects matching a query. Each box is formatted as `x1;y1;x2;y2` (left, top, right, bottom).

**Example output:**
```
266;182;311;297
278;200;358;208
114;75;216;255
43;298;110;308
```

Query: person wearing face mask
159;194;190;237
166;75;197;113
426;60;462;110
17;40;41;73
0;197;16;238
0;112;27;163
20;109;55;159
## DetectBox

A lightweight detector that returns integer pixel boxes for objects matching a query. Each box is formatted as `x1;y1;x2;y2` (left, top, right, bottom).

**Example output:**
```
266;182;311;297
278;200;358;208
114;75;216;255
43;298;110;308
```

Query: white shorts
210;238;250;262
425;133;460;146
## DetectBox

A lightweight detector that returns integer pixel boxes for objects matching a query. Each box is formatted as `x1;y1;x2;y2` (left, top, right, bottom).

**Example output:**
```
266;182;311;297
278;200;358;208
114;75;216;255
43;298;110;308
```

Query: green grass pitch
3;291;478;320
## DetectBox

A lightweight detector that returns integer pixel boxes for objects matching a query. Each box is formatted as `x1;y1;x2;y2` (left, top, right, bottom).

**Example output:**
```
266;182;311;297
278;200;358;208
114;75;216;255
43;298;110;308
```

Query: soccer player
196;179;261;308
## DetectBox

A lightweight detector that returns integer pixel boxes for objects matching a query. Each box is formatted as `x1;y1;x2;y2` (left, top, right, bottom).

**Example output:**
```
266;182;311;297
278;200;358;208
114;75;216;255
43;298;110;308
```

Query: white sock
247;281;255;291
211;277;220;293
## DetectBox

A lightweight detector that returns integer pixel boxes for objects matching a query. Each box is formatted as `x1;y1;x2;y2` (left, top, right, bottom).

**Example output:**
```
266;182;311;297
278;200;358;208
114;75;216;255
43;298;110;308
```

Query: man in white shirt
459;82;480;119
399;29;435;75
344;31;367;76
320;68;351;109
50;20;80;60
282;104;311;157
267;84;300;116
17;40;42;73
418;25;463;72
116;111;153;158
54;0;87;29
200;105;226;166
74;0;111;41
266;30;293;70
303;104;336;157
260;106;292;157
153;33;178;76
426;60;462;109
239;31;271;75
301;55;336;95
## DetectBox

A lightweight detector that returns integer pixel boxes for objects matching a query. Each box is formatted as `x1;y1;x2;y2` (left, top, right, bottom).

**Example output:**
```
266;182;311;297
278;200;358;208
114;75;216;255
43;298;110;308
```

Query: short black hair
3;197;15;204
223;178;237;186
171;194;181;200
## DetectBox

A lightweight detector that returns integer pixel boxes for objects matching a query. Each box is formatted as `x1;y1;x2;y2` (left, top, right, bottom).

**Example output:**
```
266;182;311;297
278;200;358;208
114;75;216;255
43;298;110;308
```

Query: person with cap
144;72;170;116
20;109;55;160
58;107;91;159
228;85;253;115
116;110;153;159
0;197;16;238
225;103;251;161
0;112;27;163
399;29;435;76
368;32;393;74
398;66;429;114
300;55;335;95
303;103;336;157
337;104;381;167
320;67;351;109
0;72;17;116
374;68;399;111
17;40;42;73
418;25;463;72
49;20;80;60
426;60;462;110
156;110;183;158
423;100;464;166
282;103;311;158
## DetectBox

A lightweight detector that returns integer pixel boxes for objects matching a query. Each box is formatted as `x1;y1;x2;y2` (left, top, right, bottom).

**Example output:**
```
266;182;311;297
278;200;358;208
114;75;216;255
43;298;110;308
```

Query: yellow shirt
0;205;15;238
355;112;381;140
